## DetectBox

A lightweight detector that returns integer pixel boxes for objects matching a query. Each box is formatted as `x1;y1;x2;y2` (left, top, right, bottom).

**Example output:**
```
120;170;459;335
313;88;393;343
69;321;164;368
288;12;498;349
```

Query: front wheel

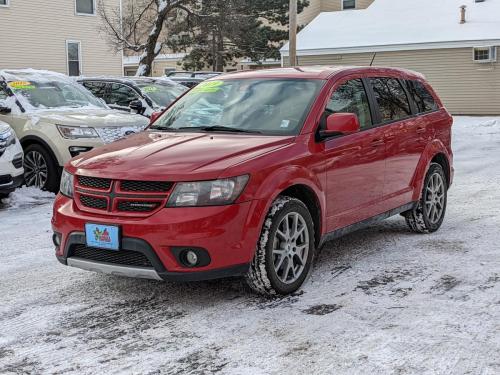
24;144;60;193
245;196;315;296
404;163;448;233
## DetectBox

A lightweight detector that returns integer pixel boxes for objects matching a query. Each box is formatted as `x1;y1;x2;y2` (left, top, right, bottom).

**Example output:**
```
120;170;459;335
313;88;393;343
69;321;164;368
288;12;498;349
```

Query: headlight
57;125;99;139
167;175;249;207
0;128;16;149
60;169;74;198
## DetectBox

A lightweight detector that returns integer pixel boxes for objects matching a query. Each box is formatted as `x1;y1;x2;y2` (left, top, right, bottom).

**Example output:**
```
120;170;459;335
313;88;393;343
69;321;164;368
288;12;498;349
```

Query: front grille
78;176;111;190
117;201;160;212
80;195;108;210
69;244;153;268
12;156;23;169
95;125;147;144
0;175;13;185
120;180;172;193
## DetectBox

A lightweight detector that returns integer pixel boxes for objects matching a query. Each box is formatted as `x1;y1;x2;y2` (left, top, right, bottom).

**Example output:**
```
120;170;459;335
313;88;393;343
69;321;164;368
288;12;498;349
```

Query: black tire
404;163;447;233
0;193;10;200
23;144;60;193
245;196;315;296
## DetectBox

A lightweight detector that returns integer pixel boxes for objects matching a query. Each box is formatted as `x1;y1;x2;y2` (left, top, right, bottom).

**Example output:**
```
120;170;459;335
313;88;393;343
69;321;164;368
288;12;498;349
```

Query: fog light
185;250;198;266
69;146;93;157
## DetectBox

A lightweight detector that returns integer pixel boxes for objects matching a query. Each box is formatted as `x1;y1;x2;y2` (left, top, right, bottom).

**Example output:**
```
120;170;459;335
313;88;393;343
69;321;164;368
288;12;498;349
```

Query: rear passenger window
371;78;411;123
82;81;107;100
326;79;372;130
406;80;438;113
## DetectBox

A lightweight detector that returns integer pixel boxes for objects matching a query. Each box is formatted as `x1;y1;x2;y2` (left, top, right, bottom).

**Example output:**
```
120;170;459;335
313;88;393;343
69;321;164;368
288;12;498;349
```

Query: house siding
0;0;122;76
289;48;500;115
299;0;374;26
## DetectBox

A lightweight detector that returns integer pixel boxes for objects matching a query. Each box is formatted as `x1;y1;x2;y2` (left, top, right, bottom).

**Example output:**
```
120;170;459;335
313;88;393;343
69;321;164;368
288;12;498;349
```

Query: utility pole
289;0;297;67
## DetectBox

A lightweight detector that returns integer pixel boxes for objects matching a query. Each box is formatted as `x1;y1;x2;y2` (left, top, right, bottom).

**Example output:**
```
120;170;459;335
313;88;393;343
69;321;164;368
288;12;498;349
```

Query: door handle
370;139;385;147
416;126;426;134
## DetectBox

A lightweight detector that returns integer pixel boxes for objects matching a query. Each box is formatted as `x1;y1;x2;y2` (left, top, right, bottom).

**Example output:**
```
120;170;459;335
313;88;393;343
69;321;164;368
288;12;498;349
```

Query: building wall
289;47;500;115
299;0;375;25
0;0;122;76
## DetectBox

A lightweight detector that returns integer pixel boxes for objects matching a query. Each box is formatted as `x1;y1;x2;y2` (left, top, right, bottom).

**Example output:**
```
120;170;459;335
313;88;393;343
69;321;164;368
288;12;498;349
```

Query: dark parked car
79;77;187;117
166;71;223;88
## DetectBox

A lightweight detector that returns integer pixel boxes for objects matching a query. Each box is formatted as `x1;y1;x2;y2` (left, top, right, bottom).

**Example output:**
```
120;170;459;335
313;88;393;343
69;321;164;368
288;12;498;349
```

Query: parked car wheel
24;144;60;193
246;196;315;296
404;163;447;233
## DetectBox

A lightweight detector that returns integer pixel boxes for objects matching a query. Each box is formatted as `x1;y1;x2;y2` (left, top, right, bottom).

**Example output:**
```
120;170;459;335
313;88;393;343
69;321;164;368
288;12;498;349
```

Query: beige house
0;0;123;76
281;0;500;115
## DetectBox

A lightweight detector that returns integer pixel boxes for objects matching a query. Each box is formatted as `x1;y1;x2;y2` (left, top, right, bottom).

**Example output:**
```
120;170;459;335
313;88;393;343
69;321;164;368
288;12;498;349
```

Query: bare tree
98;0;191;76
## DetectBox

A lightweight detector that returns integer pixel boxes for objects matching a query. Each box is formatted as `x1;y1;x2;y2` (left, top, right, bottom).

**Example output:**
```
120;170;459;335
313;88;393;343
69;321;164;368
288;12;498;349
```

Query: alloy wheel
272;212;310;284
24;150;48;189
424;172;445;224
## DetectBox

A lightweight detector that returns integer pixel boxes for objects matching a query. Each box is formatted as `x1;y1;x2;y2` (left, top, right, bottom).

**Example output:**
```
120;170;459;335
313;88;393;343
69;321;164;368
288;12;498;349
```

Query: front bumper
0;174;23;194
52;195;268;281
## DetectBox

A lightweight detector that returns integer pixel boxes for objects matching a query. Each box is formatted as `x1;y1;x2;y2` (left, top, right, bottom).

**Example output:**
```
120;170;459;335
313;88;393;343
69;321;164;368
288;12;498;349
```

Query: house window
473;47;497;63
0;0;9;7
342;0;356;10
67;41;82;76
75;0;95;15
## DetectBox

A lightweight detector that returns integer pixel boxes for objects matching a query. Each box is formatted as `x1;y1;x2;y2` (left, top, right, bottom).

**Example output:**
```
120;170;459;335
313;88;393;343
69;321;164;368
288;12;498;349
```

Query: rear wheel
245;196;315;296
404;163;447;233
24;144;60;193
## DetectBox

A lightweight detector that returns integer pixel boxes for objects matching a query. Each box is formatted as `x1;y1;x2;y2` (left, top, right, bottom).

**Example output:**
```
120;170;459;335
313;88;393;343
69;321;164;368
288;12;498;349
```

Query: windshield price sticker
142;86;159;93
191;80;224;94
9;81;35;90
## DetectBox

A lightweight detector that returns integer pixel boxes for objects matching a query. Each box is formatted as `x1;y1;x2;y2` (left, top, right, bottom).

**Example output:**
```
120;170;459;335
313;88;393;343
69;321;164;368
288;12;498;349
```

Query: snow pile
0;186;54;210
281;0;500;54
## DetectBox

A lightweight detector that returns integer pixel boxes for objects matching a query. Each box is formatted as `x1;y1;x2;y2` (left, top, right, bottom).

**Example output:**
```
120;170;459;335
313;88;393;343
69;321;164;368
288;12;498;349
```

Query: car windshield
151;79;324;135
7;78;107;110
135;81;187;108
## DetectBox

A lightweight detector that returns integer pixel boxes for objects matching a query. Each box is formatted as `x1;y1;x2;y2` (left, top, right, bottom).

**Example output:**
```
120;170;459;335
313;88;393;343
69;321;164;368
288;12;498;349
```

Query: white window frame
0;0;10;8
341;0;356;10
472;46;497;63
66;40;83;76
75;0;96;16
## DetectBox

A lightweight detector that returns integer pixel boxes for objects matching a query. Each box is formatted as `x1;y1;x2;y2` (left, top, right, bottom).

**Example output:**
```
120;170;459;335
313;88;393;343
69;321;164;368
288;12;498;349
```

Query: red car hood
69;131;294;180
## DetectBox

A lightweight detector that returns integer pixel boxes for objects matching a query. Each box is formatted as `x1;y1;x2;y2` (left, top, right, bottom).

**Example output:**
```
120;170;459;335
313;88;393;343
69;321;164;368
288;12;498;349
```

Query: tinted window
371;78;411;123
82;81;107;100
325;79;372;130
406;80;438;113
108;83;140;107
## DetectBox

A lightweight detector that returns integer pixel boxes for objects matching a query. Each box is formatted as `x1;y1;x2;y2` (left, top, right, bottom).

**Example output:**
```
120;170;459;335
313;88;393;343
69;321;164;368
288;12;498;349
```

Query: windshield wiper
176;125;262;134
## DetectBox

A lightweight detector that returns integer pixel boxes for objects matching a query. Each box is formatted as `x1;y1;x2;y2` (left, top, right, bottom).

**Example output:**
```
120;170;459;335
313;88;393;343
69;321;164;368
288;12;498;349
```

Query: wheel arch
20;135;61;167
279;184;322;248
411;140;452;201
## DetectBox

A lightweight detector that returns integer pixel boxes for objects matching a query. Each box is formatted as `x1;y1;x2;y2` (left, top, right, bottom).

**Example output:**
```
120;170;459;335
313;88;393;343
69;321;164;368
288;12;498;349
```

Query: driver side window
325;79;372;130
108;83;140;107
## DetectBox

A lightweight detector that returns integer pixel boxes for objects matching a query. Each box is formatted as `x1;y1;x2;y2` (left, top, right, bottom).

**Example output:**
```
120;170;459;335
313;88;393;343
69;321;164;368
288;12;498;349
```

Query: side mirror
320;113;360;139
0;106;11;115
149;111;162;125
129;100;144;113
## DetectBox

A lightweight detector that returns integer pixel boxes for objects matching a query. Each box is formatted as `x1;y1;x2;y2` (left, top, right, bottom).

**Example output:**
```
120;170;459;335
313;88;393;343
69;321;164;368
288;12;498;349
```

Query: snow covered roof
123;53;186;66
281;0;500;56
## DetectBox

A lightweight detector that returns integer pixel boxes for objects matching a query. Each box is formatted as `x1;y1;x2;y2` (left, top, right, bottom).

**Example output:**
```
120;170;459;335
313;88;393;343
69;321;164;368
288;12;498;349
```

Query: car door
108;83;141;112
370;77;428;206
322;78;387;231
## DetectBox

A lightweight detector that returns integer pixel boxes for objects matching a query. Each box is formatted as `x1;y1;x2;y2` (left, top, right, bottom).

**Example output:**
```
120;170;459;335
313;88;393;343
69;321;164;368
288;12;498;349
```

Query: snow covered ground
0;117;499;374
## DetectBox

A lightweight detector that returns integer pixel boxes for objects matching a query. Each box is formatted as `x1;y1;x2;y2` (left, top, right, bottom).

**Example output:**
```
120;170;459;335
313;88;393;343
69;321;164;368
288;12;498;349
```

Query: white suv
0;69;149;192
0;121;23;198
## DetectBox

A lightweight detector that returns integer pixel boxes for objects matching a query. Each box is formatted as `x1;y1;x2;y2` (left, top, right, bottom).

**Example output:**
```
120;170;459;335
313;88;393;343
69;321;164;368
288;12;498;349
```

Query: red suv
52;67;453;295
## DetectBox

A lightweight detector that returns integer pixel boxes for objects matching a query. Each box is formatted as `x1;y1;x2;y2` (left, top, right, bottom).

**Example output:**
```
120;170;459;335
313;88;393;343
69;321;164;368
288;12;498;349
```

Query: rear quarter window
370;77;412;123
406;80;438;113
